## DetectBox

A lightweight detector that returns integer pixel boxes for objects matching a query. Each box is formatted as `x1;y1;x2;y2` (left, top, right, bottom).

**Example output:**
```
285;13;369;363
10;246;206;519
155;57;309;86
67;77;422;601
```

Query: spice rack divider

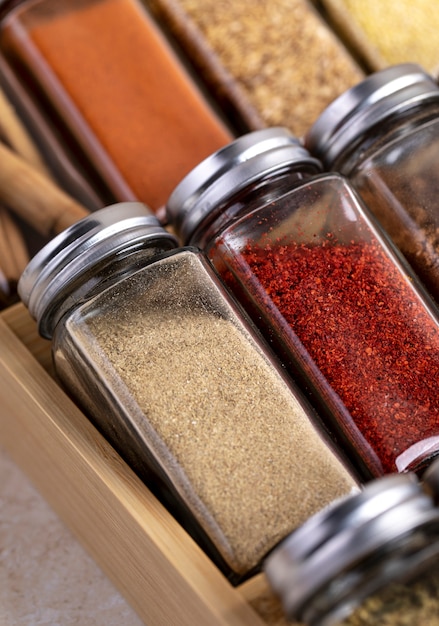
0;302;267;626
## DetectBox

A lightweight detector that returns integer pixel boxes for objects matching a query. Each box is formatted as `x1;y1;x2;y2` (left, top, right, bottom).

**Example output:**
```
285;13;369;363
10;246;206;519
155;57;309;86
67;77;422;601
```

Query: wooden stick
0;88;88;302
0;207;29;281
0;265;10;302
0;86;51;176
0;206;29;305
0;140;89;236
0;209;22;281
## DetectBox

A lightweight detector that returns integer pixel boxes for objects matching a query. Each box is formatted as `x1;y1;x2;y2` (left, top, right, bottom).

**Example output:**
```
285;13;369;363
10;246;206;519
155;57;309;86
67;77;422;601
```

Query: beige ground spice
146;0;364;137
74;250;355;577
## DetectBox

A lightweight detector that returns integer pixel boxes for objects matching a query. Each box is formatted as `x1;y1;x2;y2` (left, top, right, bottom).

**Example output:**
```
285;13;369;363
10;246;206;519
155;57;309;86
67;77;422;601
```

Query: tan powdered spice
77;250;355;576
147;0;364;136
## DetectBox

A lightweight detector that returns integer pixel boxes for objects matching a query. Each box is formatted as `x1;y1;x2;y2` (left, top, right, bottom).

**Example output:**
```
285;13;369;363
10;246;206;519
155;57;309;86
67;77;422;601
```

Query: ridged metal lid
18;202;178;338
166;127;322;243
305;63;439;169
264;463;439;625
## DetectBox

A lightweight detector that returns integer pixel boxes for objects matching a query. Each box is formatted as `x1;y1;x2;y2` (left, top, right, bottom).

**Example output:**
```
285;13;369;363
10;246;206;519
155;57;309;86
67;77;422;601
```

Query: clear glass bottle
305;63;439;305
264;458;439;626
0;0;232;216
166;127;439;481
18;201;357;583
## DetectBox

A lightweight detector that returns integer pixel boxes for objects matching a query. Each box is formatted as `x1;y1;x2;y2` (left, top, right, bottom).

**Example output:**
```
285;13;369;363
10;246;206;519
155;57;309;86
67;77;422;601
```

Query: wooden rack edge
0;303;265;626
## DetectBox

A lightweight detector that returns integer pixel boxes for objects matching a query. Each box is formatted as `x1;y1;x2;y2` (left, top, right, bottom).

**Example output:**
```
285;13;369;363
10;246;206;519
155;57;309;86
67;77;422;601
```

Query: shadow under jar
166;127;439;481
305;63;439;306
17;202;356;584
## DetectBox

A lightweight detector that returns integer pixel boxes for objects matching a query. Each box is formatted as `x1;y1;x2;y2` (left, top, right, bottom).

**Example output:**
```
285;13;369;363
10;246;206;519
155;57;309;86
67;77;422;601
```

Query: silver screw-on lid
18;202;178;338
264;465;439;625
166;127;322;243
305;63;439;169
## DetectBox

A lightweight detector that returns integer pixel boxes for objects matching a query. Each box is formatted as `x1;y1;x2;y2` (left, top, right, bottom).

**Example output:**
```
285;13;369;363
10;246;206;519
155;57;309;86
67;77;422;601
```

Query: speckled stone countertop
0;446;145;626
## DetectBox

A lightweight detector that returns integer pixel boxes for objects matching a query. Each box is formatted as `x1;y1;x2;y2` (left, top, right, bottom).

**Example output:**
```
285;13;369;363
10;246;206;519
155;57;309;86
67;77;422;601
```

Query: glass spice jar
0;0;232;216
166;127;439;481
264;458;439;626
17;202;357;583
305;63;439;305
146;0;365;138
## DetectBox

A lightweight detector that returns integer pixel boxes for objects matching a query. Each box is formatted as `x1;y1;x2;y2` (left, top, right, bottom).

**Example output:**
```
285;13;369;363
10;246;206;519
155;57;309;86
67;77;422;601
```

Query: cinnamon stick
0;265;12;307
0;87;51;176
0;206;29;280
0;140;89;236
0;85;90;307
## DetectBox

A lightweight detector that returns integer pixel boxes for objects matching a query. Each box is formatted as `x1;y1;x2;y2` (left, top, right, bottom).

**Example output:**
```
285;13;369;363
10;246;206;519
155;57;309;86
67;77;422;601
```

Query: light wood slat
0;311;265;625
1;302;53;373
238;573;290;625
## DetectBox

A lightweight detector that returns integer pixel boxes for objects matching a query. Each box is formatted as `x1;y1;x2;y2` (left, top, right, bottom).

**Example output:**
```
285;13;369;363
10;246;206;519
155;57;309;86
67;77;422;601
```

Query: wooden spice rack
0;302;286;626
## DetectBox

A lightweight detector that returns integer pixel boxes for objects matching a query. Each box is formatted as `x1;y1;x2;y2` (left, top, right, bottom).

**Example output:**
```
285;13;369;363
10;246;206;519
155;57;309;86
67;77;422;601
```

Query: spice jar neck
18;202;178;338
304;64;439;171
166;127;323;244
43;243;178;338
185;166;317;250
330;102;439;176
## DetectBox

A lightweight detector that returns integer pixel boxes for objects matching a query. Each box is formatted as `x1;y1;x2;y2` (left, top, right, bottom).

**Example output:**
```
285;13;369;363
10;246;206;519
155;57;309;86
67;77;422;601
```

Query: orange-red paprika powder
0;0;232;213
167;129;439;481
242;235;439;476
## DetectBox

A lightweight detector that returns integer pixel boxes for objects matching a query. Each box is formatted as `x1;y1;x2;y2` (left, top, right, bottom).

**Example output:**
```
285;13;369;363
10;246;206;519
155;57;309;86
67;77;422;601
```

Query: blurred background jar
0;0;233;216
305;63;439;306
167;127;439;481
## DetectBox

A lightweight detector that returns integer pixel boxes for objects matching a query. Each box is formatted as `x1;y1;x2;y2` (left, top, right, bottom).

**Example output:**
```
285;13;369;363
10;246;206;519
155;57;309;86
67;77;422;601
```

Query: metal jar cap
18;202;178;339
264;465;439;625
166;127;322;243
305;63;439;169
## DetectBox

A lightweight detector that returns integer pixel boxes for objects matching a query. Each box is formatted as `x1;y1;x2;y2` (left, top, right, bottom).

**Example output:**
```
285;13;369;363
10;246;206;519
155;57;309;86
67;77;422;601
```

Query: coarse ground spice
0;0;232;211
239;235;439;475
319;0;439;74
146;0;364;137
338;561;439;625
68;250;356;578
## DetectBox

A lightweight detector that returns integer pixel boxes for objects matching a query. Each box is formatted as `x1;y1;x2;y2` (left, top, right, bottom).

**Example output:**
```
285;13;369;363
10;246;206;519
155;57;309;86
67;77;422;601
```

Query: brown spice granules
147;0;365;137
71;250;355;577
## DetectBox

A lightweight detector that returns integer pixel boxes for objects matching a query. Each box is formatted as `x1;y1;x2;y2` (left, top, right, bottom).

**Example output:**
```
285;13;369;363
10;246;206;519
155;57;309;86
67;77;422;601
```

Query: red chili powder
241;236;439;474
3;0;232;211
